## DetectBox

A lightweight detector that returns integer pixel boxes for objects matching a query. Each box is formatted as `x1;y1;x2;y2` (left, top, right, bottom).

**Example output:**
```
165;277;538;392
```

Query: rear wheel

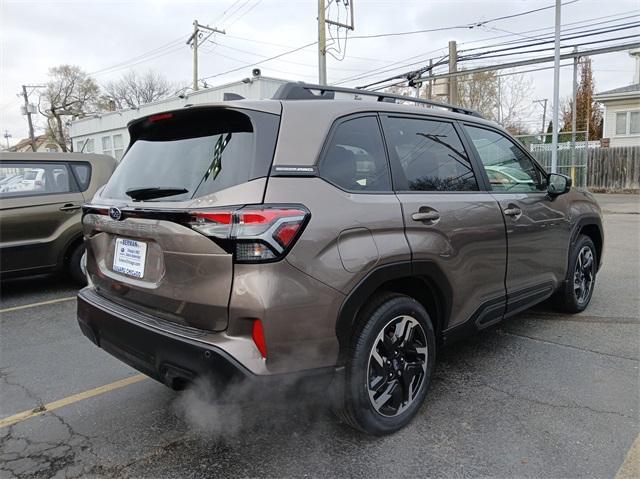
67;242;87;285
555;235;597;313
333;292;436;435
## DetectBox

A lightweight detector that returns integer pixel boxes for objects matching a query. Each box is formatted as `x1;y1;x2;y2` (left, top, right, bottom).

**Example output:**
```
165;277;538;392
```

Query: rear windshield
101;108;280;201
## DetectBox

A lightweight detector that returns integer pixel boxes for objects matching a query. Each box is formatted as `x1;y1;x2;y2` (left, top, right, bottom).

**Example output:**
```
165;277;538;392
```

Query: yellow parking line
616;434;640;479
0;374;147;429
0;296;76;314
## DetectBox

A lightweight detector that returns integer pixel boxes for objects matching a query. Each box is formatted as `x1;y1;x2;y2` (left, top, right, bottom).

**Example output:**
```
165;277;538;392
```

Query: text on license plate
113;238;147;278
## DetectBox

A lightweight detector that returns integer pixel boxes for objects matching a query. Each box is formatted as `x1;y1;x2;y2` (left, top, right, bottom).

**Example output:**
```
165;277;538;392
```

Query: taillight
189;205;309;263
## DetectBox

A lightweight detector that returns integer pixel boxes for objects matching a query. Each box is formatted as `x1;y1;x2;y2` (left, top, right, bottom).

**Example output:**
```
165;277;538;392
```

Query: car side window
382;116;478;192
0;163;72;198
320;115;391;192
464;125;546;192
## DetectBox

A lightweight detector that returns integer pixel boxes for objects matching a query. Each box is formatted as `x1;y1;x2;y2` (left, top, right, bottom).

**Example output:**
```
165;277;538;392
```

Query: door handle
503;207;522;217
412;211;441;222
59;203;81;212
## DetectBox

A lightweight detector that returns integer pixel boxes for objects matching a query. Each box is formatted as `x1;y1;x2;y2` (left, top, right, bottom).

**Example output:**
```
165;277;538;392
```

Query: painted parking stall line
0;296;76;314
0;374;148;429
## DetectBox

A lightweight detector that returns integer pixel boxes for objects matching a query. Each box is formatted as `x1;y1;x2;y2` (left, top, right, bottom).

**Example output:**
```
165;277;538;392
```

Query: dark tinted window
464;125;545;192
0;163;71;197
383;117;478;192
320;116;391;192
101;108;279;201
71;163;91;191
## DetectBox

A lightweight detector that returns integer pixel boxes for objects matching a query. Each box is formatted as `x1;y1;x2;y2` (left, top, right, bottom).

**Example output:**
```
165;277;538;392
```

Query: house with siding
595;49;640;147
8;134;60;153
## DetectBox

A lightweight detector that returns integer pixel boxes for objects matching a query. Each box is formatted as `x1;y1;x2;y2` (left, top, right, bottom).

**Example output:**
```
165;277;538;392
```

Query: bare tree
103;70;175;110
456;70;533;133
497;73;534;134
39;65;100;151
456;71;498;119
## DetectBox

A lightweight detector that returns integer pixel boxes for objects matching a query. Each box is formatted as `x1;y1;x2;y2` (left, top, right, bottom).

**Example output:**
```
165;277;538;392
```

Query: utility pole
426;59;433;100
497;76;502;124
534;99;548;141
318;0;327;85
187;20;225;91
551;0;562;173
571;46;579;153
3;130;11;150
448;40;457;105
317;1;354;85
20;85;43;151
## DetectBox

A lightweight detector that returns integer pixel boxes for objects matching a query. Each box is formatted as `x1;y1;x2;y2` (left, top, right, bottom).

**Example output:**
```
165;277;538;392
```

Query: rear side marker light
189;205;309;263
252;319;267;359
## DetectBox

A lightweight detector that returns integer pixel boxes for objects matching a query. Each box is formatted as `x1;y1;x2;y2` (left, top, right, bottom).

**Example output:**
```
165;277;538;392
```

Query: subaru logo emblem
108;207;122;221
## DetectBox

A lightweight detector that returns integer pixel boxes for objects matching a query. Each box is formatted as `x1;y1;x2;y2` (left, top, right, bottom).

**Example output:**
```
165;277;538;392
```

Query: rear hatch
83;105;281;331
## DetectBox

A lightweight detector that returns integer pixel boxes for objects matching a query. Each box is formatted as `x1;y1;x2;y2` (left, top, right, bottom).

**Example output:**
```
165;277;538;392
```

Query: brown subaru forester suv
77;83;603;435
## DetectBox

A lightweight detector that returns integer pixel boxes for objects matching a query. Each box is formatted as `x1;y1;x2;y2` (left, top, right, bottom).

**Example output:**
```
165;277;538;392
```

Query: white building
69;73;289;160
594;49;640;147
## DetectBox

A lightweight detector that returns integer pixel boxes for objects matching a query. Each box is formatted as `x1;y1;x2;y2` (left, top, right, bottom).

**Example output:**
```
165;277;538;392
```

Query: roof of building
8;134;49;152
595;83;640;98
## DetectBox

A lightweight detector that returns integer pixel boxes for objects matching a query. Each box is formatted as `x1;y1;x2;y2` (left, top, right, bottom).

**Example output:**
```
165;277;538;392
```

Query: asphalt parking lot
1;193;638;479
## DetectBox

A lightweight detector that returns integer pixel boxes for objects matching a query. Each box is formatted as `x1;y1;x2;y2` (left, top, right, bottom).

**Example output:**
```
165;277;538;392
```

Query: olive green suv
0;152;115;283
77;83;603;435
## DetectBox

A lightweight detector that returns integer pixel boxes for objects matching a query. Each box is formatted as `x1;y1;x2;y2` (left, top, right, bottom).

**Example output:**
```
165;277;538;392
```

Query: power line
346;0;578;40
226;0;263;27
458;11;640;52
347;21;640;89
215;0;244;24
89;35;188;76
466;14;640;52
199;41;317;82
207;39;371;72
459;22;640;61
331;12;638;87
415;41;640;83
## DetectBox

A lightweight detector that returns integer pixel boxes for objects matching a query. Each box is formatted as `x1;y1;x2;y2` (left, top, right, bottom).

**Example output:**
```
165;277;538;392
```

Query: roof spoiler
272;82;483;118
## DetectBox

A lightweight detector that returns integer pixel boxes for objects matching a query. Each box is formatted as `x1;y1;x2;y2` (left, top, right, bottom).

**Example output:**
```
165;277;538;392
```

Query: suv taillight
189;205;310;263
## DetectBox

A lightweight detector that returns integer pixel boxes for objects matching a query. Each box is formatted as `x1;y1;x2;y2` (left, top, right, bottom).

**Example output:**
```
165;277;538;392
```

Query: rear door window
0;163;73;197
101;108;280;201
319;115;391;192
382;116;478;192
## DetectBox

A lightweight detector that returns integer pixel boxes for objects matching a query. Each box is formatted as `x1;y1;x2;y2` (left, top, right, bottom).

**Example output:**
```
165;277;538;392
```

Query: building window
630;111;640;135
615;112;627;135
615;110;640;136
102;136;112;155
76;139;94;153
113;134;124;161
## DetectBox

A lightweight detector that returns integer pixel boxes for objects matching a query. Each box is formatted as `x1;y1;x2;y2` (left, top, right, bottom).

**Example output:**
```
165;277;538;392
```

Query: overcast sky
1;0;638;145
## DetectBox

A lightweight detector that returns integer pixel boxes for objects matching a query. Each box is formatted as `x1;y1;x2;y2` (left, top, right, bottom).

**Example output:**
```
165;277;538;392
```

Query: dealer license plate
113;238;147;278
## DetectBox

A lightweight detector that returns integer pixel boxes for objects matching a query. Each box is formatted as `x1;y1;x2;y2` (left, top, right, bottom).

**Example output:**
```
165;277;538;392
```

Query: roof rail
272;82;483;118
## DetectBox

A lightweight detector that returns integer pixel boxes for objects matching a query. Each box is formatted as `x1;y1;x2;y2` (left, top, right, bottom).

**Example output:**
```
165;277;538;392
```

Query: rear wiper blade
125;187;188;201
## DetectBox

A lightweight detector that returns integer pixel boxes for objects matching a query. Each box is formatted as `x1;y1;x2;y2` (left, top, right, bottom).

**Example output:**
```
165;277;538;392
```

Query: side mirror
547;173;572;196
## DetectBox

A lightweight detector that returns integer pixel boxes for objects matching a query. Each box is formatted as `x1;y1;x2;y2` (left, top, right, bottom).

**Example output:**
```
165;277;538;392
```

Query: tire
67;242;87;286
333;292;436;435
554;234;597;314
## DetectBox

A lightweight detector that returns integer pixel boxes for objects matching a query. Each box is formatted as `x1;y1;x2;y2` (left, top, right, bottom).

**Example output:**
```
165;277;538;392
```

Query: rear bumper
77;287;333;393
